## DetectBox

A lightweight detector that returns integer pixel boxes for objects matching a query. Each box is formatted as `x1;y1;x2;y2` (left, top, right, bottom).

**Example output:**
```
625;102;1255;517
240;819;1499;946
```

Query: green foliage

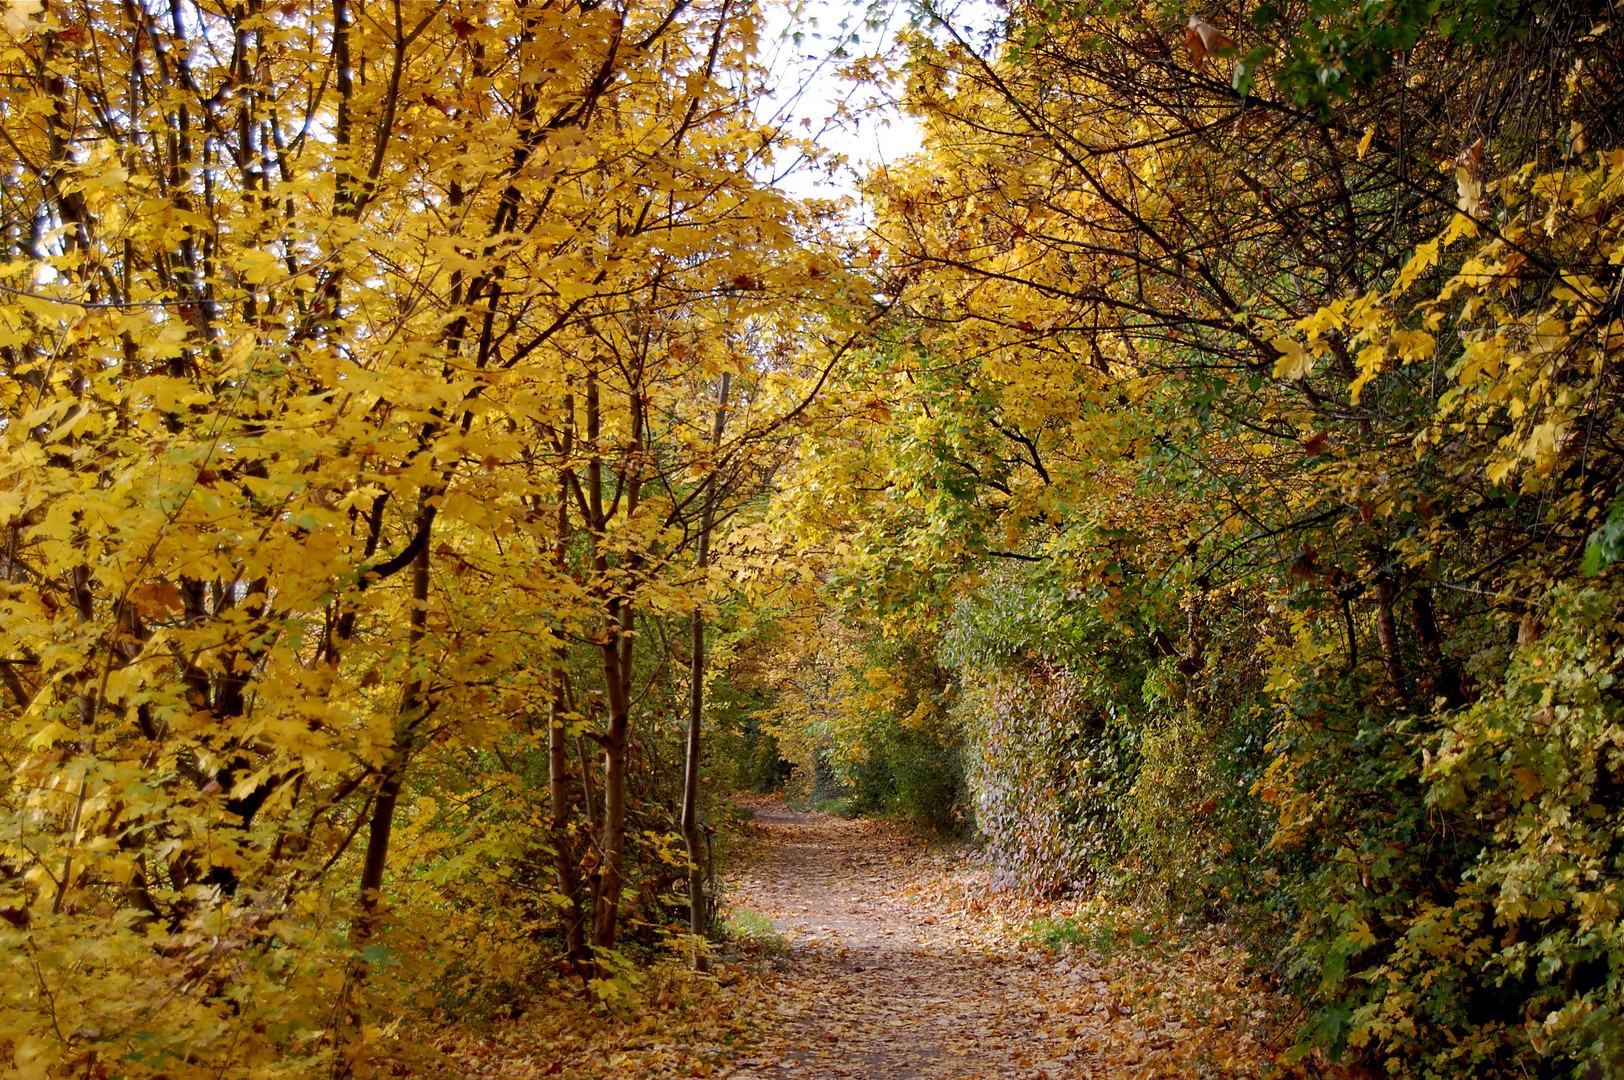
944;576;1145;893
1087;918;1158;957
843;721;969;833
718;907;791;958
1584;497;1624;577
746;613;970;833
1244;0;1540;111
1254;585;1624;1076
1122;594;1284;928
1022;911;1165;956
807;794;857;818
1023;914;1088;950
939;574;1283;914
1327;584;1622;1074
708;667;796;795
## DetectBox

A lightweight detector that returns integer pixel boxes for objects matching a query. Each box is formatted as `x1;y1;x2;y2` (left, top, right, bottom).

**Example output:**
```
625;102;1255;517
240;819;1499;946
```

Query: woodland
0;0;1621;1077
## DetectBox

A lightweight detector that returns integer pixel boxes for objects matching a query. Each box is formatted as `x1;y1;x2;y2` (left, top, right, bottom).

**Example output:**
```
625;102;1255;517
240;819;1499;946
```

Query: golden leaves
128;581;183;620
0;0;43;40
0;2;840;1074
1453;136;1487;217
1396;240;1441;292
1271;337;1314;381
1454;167;1486;217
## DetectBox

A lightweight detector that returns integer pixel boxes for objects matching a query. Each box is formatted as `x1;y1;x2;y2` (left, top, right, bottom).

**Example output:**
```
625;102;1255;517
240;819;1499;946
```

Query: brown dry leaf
1184;17;1234;71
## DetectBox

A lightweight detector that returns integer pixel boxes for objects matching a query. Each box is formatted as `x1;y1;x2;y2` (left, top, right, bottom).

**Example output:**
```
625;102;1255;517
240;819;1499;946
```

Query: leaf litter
430;801;1356;1078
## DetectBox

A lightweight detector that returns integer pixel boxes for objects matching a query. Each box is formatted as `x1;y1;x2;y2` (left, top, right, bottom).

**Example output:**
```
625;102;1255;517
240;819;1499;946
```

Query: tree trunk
548;471;588;971
355;509;431;947
1411;585;1462;708
593;597;632;953
344;505;430;1043
582;365;632;958
681;373;731;969
1372;569;1406;697
578;366;646;963
548;662;588;968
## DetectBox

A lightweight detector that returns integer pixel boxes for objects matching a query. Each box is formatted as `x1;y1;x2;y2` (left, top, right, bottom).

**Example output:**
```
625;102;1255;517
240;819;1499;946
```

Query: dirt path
437;802;1299;1079
719;804;1144;1079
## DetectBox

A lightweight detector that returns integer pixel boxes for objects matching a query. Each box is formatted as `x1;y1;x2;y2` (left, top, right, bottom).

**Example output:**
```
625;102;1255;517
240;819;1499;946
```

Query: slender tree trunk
53;565;100;914
681;373;731;968
1411;585;1461;708
594;602;631;952
356;509;431;946
1372;569;1405;697
580;368;645;961
548;660;588;967
342;505;430;1049
1341;594;1359;673
581;364;627;957
548;470;587;970
682;607;709;956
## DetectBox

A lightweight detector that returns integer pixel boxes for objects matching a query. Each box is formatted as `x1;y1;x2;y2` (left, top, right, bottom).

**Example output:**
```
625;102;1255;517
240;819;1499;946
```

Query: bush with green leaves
1268;582;1624;1076
944;577;1146;893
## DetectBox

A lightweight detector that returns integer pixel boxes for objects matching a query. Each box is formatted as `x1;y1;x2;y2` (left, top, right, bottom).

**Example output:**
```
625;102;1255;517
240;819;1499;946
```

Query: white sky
754;0;922;203
752;0;1004;204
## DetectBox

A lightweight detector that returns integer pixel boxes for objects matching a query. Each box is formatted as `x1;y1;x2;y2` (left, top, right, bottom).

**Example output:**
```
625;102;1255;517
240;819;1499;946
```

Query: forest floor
436;800;1317;1079
716;799;1294;1079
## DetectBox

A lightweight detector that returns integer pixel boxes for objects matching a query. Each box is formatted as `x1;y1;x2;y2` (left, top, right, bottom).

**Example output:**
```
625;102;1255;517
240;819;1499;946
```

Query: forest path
439;802;1296;1079
718;801;1217;1080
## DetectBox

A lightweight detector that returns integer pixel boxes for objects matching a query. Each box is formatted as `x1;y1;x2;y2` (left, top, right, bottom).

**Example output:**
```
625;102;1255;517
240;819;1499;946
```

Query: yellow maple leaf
1271;338;1314;381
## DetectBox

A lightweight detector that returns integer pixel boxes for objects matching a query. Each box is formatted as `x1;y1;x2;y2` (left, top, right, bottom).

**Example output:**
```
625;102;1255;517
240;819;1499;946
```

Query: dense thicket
0;2;852;1075
763;0;1624;1076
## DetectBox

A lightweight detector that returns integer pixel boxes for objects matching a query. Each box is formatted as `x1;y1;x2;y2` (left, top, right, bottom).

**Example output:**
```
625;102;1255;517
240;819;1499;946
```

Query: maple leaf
1453;136;1488;216
1271;337;1314;380
129;581;184;619
1184;17;1234;71
0;1;42;39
